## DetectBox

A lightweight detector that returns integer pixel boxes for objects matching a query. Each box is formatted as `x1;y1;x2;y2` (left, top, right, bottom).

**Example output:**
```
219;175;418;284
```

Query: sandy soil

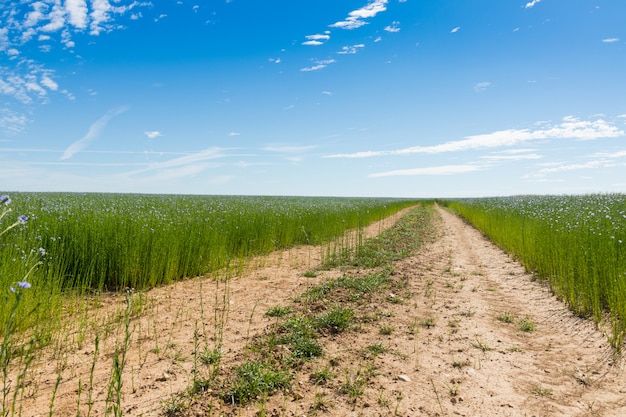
15;206;626;416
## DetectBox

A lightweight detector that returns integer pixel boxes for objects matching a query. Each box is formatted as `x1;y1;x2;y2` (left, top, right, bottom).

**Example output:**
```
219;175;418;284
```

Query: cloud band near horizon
325;117;624;159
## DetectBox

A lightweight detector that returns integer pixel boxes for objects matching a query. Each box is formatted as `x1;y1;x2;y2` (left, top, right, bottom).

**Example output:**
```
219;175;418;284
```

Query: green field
442;194;626;348
0;193;418;331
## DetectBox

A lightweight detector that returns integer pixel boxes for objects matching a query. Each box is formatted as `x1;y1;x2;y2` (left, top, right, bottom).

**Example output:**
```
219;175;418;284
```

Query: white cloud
300;59;336;72
61;106;129;160
90;0;112;35
0;62;58;104
24;3;47;28
451;26;461;33
41;3;67;32
268;57;281;64
370;164;484;178
41;75;58;91
144;131;162;139
326;116;625;158
330;0;388;30
537;160;618;174
338;44;365;54
525;0;541;8
384;21;400;33
303;33;330;46
592;150;626;159
473;81;491;93
0;108;28;134
602;38;619;43
0;0;151;116
228;132;240;137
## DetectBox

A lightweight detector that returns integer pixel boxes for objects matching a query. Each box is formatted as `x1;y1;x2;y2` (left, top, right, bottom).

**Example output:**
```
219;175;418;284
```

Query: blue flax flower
17;215;28;224
0;195;10;205
9;281;31;293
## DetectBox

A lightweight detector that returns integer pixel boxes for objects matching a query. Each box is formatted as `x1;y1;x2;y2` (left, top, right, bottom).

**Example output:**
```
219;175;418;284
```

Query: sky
1;0;625;198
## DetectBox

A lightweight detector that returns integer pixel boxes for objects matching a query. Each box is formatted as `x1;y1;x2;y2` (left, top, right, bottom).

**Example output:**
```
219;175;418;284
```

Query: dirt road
22;206;626;416
373;206;626;417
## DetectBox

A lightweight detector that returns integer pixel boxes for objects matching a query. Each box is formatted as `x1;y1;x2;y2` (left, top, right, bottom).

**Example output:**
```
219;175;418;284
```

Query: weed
574;366;595;387
472;337;492;352
365;343;388;357
496;311;516;323
104;289;135;417
429;378;445;416
265;306;293;318
446;381;460;397
377;390;391;407
313;306;354;334
379;324;395;335
386;293;403;304
447;318;461;332
288;336;323;360
420;317;436;328
531;385;553;397
303;270;318;278
200;347;222;366
310;366;334;385
310;392;329;412
162;393;187;417
224;360;292;405
338;368;366;400
518;316;536;332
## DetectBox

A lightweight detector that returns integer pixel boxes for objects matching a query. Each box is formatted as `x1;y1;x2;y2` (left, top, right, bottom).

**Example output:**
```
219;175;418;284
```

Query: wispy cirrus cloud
591;150;626;159
262;145;317;153
473;81;491;93
60;106;129;160
370;164;485;178
451;26;461;33
330;0;388;30
534;160;623;175
300;59;336;72
124;147;230;179
481;152;543;161
326;116;625;158
602;38;620;43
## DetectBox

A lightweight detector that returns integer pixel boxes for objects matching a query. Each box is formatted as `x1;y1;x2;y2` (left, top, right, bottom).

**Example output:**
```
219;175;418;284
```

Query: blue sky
1;0;625;197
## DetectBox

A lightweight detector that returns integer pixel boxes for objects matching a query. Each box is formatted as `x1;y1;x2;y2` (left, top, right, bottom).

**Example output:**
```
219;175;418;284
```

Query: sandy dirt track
19;206;626;416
